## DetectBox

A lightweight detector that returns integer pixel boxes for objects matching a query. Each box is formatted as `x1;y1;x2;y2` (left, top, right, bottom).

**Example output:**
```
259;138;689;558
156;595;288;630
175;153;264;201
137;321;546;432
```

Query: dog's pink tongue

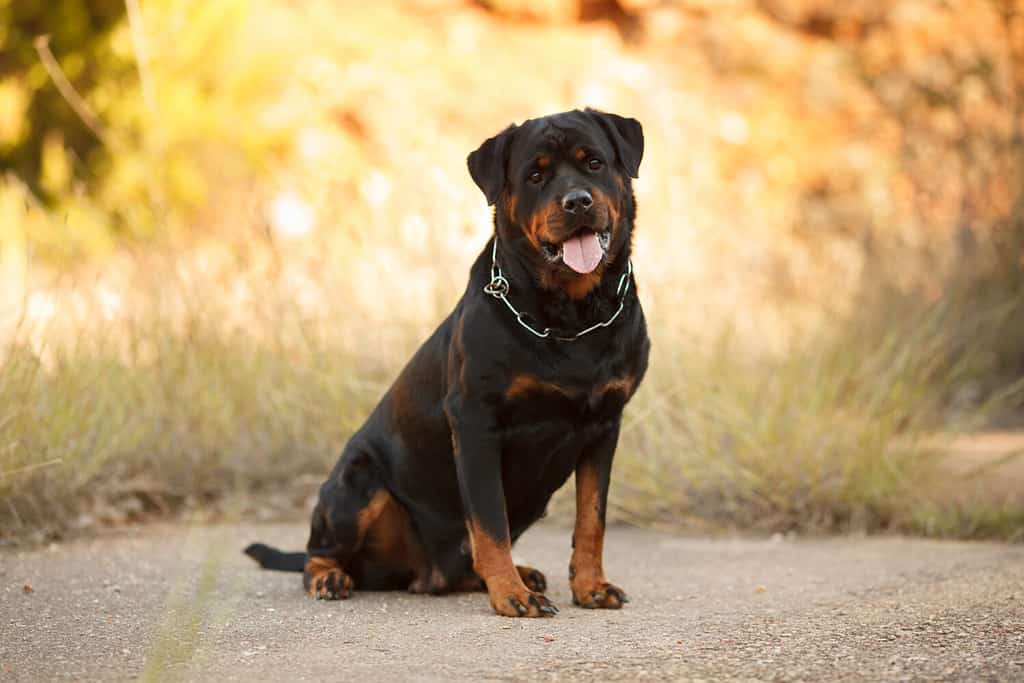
561;231;603;274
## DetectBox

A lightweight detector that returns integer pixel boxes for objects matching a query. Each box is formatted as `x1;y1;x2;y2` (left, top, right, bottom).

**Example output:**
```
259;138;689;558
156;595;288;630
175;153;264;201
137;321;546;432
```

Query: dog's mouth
540;228;612;274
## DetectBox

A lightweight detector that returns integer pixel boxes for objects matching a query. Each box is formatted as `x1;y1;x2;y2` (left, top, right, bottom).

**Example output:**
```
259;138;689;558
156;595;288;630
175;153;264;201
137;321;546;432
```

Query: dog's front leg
444;391;557;617
570;422;629;608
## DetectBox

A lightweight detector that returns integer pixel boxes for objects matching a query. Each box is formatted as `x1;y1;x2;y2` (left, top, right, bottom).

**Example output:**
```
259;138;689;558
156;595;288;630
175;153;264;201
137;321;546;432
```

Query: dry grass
2;233;1021;542
610;284;1024;539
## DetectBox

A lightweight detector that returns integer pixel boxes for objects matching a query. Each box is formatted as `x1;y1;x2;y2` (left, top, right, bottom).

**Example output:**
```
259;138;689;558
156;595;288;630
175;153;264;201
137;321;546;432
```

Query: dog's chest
498;367;636;427
496;368;634;526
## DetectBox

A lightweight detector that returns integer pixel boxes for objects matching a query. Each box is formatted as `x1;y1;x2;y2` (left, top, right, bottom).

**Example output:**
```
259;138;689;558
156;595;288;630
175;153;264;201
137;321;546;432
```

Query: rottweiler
245;108;649;618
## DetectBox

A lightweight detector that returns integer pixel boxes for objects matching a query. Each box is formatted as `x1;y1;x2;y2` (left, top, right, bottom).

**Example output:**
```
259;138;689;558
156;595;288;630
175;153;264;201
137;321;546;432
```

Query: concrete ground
2;523;1023;681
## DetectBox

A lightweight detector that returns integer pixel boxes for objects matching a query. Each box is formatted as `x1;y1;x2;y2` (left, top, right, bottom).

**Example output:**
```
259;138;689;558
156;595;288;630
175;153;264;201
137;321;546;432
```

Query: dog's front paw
491;590;559;618
487;577;558;617
571;576;628;609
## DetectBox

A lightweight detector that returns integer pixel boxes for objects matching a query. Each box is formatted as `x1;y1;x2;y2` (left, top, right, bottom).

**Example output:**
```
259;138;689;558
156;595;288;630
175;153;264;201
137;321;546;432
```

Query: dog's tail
244;542;306;572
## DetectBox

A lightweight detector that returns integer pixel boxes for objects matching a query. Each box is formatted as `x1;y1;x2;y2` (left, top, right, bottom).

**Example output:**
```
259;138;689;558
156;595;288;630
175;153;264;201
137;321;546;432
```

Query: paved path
2;523;1023;681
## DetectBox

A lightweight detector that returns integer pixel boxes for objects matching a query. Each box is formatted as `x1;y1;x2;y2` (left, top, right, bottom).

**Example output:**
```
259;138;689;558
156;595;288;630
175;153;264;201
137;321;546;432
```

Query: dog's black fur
245;109;649;617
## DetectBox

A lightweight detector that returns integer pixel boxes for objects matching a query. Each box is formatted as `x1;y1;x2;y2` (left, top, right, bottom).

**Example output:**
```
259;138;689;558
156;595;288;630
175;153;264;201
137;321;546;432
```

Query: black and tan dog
245;109;649;618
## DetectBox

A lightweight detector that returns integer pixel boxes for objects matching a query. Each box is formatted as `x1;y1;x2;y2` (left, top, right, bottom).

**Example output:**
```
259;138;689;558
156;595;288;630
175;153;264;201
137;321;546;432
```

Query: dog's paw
571;578;628;609
304;557;353;600
309;567;353;600
487;581;558;618
516;565;547;593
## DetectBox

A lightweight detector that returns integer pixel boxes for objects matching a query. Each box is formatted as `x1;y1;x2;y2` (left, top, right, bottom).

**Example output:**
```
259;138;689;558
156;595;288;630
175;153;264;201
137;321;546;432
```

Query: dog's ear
586;109;643;179
467;124;517;205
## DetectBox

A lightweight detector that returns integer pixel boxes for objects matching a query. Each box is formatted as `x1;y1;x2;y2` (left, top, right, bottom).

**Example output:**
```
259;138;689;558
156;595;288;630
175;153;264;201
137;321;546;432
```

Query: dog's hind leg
303;449;390;600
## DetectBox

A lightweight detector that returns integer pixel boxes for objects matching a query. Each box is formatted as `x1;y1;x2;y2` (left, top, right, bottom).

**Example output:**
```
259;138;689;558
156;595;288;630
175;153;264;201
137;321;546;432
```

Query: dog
245;108;649;618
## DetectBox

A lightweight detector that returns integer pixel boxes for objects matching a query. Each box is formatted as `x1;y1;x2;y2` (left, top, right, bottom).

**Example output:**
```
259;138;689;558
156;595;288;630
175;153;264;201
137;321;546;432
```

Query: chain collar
482;236;633;342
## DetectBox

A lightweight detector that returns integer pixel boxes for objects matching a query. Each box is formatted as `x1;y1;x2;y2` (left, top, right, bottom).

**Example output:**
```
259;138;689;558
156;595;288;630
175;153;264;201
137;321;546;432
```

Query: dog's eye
587;157;604;171
528;170;543;184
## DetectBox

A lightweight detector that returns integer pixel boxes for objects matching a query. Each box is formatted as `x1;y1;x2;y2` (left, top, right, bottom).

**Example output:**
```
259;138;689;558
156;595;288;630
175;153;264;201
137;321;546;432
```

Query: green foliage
0;0;128;202
0;0;295;261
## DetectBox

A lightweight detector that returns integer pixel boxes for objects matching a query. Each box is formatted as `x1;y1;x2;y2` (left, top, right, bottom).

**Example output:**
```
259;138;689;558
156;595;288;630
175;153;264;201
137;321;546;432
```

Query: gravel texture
2;523;1023;681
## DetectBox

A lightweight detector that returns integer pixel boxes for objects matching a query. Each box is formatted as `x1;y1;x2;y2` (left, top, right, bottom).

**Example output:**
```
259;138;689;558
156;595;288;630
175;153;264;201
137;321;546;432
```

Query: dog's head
468;109;643;299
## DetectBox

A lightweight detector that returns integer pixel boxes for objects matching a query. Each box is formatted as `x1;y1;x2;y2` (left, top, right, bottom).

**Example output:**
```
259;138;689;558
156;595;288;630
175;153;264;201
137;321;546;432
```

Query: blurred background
1;0;1022;543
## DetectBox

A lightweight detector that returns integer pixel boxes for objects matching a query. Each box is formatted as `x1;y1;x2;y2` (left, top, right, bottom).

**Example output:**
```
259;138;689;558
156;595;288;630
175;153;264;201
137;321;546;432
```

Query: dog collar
482;236;633;342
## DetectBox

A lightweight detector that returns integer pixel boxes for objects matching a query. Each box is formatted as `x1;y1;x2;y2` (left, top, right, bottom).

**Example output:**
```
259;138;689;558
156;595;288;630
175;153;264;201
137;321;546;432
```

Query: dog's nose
561;189;593;214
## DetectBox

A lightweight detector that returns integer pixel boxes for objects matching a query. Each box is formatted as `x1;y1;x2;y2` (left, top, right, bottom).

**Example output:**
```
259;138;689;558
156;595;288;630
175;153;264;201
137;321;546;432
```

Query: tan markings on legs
467;520;556;617
304;555;353;600
570;461;627;608
467;520;522;599
360;490;431;584
306;555;339;574
571;461;605;590
355;489;392;546
305;489;403;600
